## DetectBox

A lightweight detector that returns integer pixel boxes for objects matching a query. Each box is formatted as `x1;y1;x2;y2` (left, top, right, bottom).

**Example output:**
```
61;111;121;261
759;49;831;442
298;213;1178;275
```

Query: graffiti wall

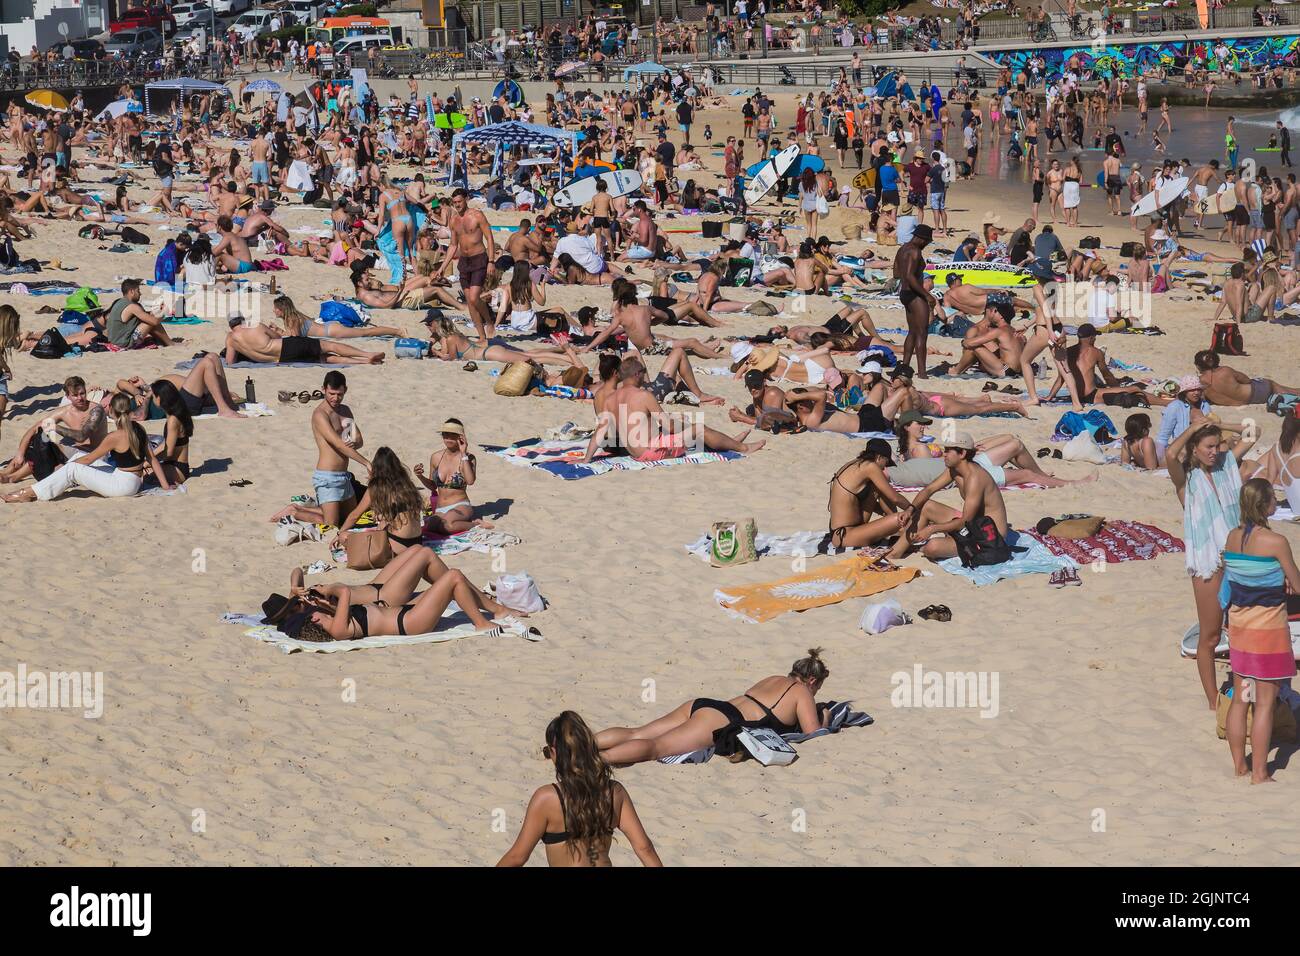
986;36;1300;77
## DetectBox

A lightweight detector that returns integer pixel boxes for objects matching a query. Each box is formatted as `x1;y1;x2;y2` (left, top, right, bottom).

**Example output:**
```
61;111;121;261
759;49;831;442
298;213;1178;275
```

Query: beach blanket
196;402;274;419
177;358;351;371
935;535;1072;586
222;610;541;654
659;700;874;765
1025;521;1184;565
484;438;742;480
424;527;521;556
715;555;919;623
685;529;843;562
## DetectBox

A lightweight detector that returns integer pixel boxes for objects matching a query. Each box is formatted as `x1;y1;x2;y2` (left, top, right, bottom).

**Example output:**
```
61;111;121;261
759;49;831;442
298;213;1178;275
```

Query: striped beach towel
1225;550;1297;681
1183;451;1241;578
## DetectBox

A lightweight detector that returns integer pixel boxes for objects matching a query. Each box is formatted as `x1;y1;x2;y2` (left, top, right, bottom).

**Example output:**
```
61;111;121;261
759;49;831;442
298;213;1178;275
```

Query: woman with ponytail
594;649;832;766
4;392;171;502
498;712;661;867
272;294;403;340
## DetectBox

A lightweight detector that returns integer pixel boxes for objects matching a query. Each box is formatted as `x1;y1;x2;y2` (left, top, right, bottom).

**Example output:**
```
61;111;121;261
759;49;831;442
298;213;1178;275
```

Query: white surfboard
1130;175;1189;218
1199;185;1238;216
1240;156;1257;183
744;144;801;205
550;169;644;209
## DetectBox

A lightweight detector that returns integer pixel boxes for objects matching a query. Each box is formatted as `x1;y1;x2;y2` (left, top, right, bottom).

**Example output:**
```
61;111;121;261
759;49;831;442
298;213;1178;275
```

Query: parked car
332;34;396;59
110;6;176;35
47;38;107;60
232;9;280;40
278;0;321;23
211;0;252;14
172;2;214;27
104;27;165;58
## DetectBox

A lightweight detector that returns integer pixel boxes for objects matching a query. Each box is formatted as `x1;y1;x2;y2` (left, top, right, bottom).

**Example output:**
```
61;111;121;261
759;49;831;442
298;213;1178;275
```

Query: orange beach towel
715;556;919;624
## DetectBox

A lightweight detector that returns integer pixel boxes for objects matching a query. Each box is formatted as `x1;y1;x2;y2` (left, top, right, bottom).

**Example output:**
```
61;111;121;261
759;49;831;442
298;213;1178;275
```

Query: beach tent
622;61;669;82
447;120;578;187
873;72;897;99
143;77;228;116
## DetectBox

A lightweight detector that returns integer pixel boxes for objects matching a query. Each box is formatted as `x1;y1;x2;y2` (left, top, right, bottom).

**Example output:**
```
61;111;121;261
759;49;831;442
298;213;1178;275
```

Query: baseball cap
890;363;915;380
864;438;895;465
943;432;976;451
897;410;932;427
1077;322;1098;338
857;360;884;376
731;341;755;364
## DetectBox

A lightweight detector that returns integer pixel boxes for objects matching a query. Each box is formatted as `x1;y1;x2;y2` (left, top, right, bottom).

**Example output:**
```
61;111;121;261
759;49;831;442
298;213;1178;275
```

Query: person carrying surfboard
894;224;936;379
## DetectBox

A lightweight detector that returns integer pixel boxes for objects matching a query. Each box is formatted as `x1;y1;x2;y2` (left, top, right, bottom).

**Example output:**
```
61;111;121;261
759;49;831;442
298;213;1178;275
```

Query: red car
110;6;177;35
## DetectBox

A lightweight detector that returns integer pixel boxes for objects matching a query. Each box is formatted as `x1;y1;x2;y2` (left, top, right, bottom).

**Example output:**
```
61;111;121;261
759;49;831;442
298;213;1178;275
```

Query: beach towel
163;316;210;325
715;555;919;623
484;438;742;480
177;358;351;371
659;700;874;765
935;535;1072;586
222;611;541;654
424;527;522;556
1025;521;1183;565
1184;451;1242;578
195;402;274;419
686;529;843;562
1053;409;1117;440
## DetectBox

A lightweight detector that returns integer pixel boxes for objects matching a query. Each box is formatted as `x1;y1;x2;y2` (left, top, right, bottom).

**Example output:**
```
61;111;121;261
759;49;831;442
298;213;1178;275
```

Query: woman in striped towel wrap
1168;422;1256;709
1222;479;1300;783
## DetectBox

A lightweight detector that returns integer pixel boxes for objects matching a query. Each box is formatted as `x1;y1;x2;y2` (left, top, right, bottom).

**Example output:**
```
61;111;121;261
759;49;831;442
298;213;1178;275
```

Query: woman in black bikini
151;380;193;485
498;711;662;867
415;419;492;535
335;446;425;564
595;649;832;766
826;438;924;549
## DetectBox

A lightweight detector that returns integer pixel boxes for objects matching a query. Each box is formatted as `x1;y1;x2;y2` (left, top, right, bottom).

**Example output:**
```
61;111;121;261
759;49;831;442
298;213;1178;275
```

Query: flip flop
982;382;999;392
462;361;478;371
297;390;312;404
311;389;324;399
229;479;253;487
277;390;295;404
1037;447;1052;458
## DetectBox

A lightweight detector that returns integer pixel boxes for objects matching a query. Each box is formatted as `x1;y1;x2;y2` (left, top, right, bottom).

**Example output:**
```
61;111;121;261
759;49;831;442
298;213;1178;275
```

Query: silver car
105;28;165;58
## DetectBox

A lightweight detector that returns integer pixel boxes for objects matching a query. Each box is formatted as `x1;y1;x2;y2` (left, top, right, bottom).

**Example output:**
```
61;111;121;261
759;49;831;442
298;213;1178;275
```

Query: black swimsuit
691;681;800;733
541;783;616;847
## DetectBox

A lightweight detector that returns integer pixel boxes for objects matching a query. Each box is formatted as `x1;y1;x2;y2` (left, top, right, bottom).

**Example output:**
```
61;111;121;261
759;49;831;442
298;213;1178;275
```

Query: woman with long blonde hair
335;446;426;565
272;295;402;340
498;712;661;867
3;392;171;502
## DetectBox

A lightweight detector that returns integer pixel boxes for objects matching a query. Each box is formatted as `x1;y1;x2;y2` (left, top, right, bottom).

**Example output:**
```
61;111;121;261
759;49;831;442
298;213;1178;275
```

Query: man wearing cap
894;223;936;377
1051;323;1156;408
946;299;1022;378
887;431;1018;562
826;438;937;549
784;372;892;435
730;368;799;432
238;200;290;246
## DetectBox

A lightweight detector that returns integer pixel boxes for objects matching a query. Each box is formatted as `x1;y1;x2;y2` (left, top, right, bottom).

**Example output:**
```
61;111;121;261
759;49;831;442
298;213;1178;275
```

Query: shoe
1049;567;1082;588
982;381;999;392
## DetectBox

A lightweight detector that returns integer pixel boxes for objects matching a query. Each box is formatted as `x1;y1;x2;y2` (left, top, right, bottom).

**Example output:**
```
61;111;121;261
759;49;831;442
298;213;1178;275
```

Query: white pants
34;456;143;501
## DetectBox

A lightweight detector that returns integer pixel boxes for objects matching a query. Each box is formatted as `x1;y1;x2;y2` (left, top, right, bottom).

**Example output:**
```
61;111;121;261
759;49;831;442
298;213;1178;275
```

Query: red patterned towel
1025;521;1184;564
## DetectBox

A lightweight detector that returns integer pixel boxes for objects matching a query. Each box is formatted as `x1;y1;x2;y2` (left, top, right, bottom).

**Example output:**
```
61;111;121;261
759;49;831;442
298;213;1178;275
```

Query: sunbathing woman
768;306;886;351
151;380;194;484
266;568;525;642
731;342;846;389
895;411;1092;487
595;649;832;766
335;446;426;564
887;363;1030;418
493;264;581;335
552;252;619;286
827;438;950;548
4;392;171;502
424;316;582;368
272;295;403;340
415;418;492;535
498;711;662;867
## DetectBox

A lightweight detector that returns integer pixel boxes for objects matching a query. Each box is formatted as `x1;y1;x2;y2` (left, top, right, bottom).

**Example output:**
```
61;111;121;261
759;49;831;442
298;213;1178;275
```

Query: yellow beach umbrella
25;90;70;112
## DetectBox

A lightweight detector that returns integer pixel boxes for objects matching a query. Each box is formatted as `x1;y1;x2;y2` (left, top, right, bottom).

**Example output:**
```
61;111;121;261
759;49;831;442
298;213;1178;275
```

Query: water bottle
244;376;256;405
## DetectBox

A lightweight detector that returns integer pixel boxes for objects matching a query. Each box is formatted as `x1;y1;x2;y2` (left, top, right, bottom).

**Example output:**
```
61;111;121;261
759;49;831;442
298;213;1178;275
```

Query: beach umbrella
246;79;282;93
554;61;584;78
96;99;135;121
26;90;69;112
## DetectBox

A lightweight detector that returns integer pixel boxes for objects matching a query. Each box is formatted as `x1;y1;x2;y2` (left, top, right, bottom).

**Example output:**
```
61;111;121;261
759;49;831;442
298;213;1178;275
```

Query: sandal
311;389;324;400
982;381;999;392
229;479;253;487
1037;447;1051;458
917;604;952;622
277;390;295;404
1001;384;1019;394
462;361;478;371
297;390;312;404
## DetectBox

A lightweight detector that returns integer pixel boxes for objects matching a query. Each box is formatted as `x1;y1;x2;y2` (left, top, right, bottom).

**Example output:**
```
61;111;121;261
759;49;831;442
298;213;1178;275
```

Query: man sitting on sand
582;355;764;463
582;279;724;359
888;431;1018;561
105;278;178;349
0;375;106;484
214;214;256;274
225;316;384;365
1048;323;1162;407
1195;349;1300;406
943;300;1023;378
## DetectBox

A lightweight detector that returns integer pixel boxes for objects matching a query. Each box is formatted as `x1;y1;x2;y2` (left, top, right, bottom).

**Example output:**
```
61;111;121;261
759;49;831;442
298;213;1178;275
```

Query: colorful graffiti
986;35;1300;77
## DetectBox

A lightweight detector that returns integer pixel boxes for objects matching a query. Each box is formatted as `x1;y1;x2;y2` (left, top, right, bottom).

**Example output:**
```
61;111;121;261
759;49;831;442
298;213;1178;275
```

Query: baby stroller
778;65;796;86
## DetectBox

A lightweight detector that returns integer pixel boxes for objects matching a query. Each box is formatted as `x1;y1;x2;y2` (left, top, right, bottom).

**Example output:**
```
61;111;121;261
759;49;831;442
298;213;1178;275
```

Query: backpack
77;224;105;241
1053;409;1117;441
1079;235;1101;249
64;287;100;314
120;226;150;245
319;300;364;327
30;326;71;359
954;516;1023;568
1212;321;1245;356
154;239;178;289
0;235;16;268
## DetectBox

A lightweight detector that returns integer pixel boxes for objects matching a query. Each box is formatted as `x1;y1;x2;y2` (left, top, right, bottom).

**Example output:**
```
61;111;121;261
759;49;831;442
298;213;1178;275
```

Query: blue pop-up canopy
622;61;669;81
447;121;578;186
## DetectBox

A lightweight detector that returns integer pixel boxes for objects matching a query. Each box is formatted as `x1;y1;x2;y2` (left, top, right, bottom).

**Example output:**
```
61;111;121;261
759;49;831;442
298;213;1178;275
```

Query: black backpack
1212;321;1245;356
30;326;71;359
954;516;1024;568
120;226;150;245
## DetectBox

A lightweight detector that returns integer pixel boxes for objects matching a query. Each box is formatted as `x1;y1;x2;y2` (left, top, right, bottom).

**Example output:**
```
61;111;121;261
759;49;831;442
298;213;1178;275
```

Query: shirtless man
939;275;1032;318
729;368;799;432
350;257;459;313
1103;149;1124;216
1212;262;1249;325
504;218;547;266
238;200;289;245
1049;323;1156;406
619;201;684;263
249;133;272;203
447;187;495;340
293;371;369;527
894;223;936;377
214;214;256;274
888;432;1018;561
225;316;383;365
949;301;1023;377
1195;348;1300;406
589;179;620;258
583;279;723;359
1189;160;1220;229
116;351;244;419
0;376;106;484
582;356;763;463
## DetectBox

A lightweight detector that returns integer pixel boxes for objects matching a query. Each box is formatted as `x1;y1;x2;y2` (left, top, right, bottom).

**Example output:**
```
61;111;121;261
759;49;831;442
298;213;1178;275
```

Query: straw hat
750;345;780;373
841;224;863;240
440;420;466;436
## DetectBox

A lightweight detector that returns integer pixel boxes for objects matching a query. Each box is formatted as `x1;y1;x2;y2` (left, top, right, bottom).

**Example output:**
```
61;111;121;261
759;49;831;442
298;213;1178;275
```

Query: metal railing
0;56;228;92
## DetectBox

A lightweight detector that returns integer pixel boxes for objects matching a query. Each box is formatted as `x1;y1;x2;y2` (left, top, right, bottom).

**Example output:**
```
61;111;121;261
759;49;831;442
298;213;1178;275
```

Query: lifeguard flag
1196;0;1209;29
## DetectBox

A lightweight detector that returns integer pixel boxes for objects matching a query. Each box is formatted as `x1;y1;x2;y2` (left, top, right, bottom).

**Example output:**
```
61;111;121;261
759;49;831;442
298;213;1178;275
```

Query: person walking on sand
894;223;936;378
1222;478;1300;783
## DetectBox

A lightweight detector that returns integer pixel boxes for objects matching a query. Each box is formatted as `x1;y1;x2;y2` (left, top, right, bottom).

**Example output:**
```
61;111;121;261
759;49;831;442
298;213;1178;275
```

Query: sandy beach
3;74;1300;867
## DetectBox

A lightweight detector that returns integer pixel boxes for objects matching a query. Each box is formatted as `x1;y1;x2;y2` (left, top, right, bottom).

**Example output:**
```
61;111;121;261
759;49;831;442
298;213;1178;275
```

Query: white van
233;9;279;40
332;33;395;60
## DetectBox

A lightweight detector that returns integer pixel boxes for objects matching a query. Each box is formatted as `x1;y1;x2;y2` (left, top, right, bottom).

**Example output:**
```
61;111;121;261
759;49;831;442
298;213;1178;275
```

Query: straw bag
1216;683;1298;744
344;528;393;571
493;361;535;397
710;518;758;567
841;224;863;240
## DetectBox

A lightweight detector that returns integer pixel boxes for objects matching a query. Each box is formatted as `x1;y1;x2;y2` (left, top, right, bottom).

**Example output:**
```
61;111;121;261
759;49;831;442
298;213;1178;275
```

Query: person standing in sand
294;371;369;529
446;187;496;341
894;223;936;378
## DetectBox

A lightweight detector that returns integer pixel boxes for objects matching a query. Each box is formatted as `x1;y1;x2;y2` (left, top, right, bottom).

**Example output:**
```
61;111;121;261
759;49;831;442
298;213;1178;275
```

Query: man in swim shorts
894;224;936;377
1195;348;1300;406
447;187;495;340
309;370;369;527
225;317;384;365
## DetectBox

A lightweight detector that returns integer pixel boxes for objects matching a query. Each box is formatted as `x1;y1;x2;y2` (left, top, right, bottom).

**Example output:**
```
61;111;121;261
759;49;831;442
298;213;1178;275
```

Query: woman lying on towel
262;560;524;642
424;316;584;369
273;295;403;340
595;649;832;766
893;411;1091;488
3;393;172;502
498;711;662;868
